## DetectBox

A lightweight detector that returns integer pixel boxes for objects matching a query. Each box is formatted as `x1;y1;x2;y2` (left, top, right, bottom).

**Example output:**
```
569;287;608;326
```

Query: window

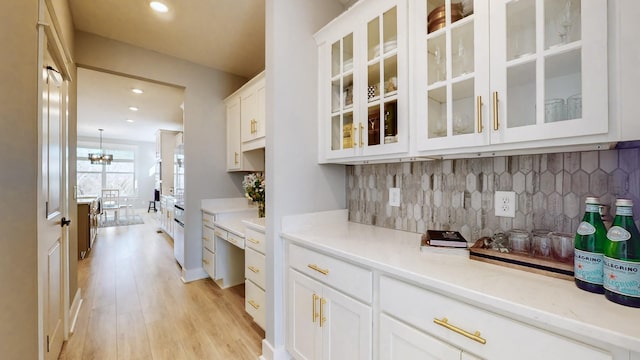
77;146;136;197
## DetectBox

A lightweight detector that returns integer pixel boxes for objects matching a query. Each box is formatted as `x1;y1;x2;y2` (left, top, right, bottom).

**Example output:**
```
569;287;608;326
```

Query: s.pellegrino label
603;199;640;307
574;197;607;293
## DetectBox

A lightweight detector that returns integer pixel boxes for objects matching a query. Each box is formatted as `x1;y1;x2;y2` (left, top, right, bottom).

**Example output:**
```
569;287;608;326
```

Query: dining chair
101;189;120;223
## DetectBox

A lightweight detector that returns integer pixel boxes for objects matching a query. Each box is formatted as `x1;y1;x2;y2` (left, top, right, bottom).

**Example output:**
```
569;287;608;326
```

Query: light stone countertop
201;197;256;214
201;197;258;237
281;209;640;353
242;217;266;232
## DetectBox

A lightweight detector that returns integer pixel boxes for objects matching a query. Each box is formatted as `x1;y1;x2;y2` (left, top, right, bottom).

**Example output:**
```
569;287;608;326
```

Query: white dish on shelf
343;58;353;71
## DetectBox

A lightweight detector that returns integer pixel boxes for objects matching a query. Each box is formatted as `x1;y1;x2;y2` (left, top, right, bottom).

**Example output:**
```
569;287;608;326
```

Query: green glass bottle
603;199;640;307
574;197;607;294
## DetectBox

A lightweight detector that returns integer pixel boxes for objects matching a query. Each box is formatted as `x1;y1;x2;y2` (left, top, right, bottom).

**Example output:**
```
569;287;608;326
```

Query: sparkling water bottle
574;197;607;294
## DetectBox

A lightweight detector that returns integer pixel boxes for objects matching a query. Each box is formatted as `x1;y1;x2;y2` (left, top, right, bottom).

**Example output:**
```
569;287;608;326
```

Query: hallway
60;211;264;359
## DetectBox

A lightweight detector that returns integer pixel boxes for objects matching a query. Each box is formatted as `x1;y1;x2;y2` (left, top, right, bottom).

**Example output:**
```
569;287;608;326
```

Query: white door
322;286;372;360
288;269;323;360
379;313;462;360
41;44;68;360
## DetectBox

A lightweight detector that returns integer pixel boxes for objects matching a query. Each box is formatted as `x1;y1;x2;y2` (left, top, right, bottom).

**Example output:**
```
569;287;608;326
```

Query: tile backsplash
347;148;640;241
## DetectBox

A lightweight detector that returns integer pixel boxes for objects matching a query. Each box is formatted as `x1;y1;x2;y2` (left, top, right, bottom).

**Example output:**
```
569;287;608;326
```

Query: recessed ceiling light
126;119;134;123
132;88;143;94
129;106;139;111
150;1;169;13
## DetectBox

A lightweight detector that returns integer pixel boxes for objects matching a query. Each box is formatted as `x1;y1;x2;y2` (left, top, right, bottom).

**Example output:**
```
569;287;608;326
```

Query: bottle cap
585;196;600;204
615;198;633;207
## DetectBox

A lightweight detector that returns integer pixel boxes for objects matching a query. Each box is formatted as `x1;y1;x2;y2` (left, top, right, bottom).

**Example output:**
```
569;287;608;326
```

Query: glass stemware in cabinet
329;33;354;152
545;0;581;49
507;0;535;61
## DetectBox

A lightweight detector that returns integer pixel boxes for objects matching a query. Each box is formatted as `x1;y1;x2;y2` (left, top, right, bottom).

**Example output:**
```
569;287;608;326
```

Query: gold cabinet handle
433;317;487;345
352;125;358;147
307;264;329;275
312;293;319;323
229;238;237;244
248;300;260;310
492;91;499;131
234;152;239;164
320;297;327;327
251;119;257;134
359;123;364;147
214;231;224;237
202;258;210;265
248;265;260;273
247;238;260;245
477;95;483;133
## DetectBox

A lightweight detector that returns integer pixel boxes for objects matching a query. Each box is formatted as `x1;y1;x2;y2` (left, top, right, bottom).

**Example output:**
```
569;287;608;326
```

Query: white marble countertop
201;197;256;214
281;210;640;353
242;217;266;232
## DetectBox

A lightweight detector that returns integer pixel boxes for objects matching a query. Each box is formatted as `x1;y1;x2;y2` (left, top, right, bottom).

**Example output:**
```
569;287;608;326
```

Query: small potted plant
242;172;265;217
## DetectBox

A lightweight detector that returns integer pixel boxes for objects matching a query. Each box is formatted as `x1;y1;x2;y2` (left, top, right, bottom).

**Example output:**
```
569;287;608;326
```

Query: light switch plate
389;188;401;207
495;191;516;218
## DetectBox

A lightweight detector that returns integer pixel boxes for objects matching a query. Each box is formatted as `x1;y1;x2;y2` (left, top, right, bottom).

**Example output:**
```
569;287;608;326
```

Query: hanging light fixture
88;129;113;165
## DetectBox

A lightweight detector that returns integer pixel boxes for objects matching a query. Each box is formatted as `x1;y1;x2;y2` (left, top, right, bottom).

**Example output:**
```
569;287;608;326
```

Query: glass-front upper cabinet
316;0;408;163
415;0;490;152
489;0;608;145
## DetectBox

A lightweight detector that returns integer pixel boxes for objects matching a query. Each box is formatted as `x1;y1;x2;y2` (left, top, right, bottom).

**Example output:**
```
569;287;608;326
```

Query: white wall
75;32;248;277
265;0;346;357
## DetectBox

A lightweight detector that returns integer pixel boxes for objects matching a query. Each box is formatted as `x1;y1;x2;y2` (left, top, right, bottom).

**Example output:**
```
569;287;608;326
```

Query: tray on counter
468;239;574;281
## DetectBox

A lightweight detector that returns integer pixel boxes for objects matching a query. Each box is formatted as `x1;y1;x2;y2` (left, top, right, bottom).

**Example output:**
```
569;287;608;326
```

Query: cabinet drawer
202;212;215;229
245;279;266;330
202;226;215;252
379;276;612;360
202;247;215;279
289;243;372;303
227;232;245;249
245;227;266;254
245;247;266;289
213;226;227;240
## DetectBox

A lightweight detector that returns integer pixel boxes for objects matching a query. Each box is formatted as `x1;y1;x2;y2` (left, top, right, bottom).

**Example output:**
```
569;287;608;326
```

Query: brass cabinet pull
492;91;499;131
248;265;260;273
359;123;364;147
477;95;483;133
307;264;329;275
247;238;260;245
251;119;257;134
202;259;210;265
320;298;327;327
229;238;237;244
352;125;358;147
433;317;487;345
248;300;260;310
202;236;210;241
312;293;319;323
234;152;239;164
214;231;224;237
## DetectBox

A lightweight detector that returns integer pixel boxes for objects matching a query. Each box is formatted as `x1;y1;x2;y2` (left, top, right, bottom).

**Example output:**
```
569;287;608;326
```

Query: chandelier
88;129;113;165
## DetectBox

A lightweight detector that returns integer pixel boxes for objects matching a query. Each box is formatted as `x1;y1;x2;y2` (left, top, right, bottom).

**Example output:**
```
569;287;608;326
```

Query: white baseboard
69;289;83;334
181;267;209;283
261;340;291;360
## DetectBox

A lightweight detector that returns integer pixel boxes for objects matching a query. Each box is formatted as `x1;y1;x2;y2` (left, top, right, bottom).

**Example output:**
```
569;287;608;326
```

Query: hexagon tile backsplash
346;148;640;242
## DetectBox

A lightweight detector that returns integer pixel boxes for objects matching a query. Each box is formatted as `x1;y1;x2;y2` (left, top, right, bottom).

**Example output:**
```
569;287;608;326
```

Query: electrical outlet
494;191;516;218
389;188;401;207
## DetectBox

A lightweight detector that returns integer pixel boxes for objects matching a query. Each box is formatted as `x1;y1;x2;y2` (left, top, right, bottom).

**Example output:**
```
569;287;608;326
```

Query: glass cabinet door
417;0;489;152
330;33;356;153
491;0;607;144
364;6;400;152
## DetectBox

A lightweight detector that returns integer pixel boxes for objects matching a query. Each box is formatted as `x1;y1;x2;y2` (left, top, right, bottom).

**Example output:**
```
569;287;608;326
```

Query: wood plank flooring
59;211;264;360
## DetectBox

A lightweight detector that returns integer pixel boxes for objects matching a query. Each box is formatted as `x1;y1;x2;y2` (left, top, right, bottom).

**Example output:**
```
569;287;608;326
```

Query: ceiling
70;0;355;143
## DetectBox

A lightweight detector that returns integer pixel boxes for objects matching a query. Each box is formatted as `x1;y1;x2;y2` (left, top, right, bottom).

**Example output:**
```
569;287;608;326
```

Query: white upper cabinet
414;0;608;155
316;0;409;163
241;72;266;151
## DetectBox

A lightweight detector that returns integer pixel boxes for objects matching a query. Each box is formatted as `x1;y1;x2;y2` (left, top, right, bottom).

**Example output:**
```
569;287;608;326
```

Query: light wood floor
59;211;264;360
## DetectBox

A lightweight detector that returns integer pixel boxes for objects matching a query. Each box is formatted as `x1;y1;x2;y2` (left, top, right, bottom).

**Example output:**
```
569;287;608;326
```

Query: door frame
37;1;74;359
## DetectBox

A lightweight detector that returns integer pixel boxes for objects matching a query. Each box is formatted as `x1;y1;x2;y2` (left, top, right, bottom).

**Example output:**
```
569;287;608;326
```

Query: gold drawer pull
477;95;483;133
433;317;486;345
202;259;210;265
202;236;210;241
312;293;319;323
214;231;224;237
248;300;260;310
307;264;329;275
359;123;364;147
229;238;237;244
248;266;260;273
320;298;327;327
247;238;260;245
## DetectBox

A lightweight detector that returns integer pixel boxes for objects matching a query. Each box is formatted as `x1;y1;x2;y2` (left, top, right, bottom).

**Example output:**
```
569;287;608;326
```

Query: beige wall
74;32;248;275
0;1;42;358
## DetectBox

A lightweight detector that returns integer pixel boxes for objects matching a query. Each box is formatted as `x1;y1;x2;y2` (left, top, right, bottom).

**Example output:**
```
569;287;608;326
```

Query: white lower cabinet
380;313;481;360
288;269;372;360
244;225;267;329
379;276;612;360
201;212;216;278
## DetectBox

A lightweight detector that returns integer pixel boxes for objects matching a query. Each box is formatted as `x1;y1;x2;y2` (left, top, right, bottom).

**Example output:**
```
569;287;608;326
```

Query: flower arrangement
242;172;265;217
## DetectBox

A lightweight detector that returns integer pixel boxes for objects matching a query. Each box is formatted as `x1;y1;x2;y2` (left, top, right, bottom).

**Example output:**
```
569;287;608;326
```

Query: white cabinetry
287;243;372;360
159;195;175;239
379;275;612;360
414;0;608;155
315;0;409;163
244;226;266;329
225;72;265;172
201;212;216;278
